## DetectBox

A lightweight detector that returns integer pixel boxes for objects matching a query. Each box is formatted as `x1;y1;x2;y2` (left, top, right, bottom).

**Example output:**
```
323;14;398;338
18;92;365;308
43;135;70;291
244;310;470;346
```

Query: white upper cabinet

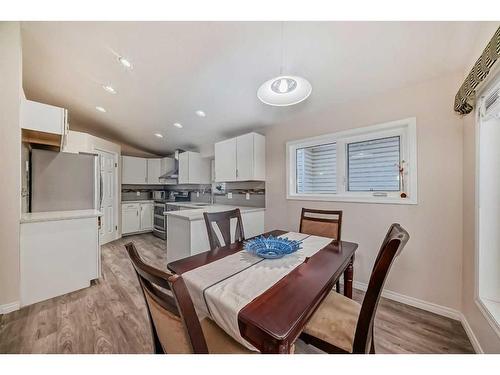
146;159;162;184
178;151;211;184
214;132;265;182
122;156;147;184
214;138;237;182
21;99;67;135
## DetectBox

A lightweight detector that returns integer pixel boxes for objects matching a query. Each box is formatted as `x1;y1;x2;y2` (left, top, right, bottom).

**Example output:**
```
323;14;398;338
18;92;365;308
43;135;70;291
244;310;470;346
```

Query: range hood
159;149;184;179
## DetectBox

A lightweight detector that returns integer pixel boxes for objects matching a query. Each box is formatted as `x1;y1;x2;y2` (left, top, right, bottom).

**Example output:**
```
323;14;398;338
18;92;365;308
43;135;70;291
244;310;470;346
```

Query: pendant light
257;22;312;106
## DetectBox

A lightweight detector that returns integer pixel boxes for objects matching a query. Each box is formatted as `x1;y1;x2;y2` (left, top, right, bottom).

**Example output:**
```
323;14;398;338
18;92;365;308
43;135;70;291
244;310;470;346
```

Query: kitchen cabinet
214;132;265;182
178;151;211;184
146;159;162;184
122;202;153;235
21;99;69;149
122;156;147;184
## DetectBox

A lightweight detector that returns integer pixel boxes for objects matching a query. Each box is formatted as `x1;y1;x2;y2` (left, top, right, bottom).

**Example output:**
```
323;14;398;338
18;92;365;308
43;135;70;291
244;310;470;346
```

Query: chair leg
370;332;375;354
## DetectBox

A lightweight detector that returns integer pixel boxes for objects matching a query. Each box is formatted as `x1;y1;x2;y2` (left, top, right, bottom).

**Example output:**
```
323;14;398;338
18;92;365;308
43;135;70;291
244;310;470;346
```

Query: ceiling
21;21;484;156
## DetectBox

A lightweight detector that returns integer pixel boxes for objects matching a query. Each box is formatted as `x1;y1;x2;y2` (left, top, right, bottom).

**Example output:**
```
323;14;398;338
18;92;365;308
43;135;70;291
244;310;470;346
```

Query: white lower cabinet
122;202;153;235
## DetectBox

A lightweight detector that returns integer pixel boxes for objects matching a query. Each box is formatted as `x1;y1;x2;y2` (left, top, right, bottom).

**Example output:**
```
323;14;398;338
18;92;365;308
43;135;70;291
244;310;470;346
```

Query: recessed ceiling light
118;56;133;69
102;85;117;94
173;123;183;128
154;133;163;138
195;110;206;117
95;106;106;113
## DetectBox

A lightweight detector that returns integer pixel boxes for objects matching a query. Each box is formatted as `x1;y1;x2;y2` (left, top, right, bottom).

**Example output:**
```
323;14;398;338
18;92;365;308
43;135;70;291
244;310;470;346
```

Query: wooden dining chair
300;223;410;354
299;208;343;291
203;208;245;250
125;242;254;354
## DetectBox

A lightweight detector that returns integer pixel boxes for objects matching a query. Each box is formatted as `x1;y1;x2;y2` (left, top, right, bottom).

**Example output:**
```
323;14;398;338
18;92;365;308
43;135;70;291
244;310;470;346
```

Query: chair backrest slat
125;242;209;354
203;209;245;250
299;208;343;240
352;223;410;353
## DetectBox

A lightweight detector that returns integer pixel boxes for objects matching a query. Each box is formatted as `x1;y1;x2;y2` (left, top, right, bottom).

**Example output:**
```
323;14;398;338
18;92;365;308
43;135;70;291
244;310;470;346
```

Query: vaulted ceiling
21;21;485;155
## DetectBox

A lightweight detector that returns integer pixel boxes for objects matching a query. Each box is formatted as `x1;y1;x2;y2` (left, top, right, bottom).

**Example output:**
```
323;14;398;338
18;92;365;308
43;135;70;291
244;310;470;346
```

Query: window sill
286;194;417;205
476;297;500;339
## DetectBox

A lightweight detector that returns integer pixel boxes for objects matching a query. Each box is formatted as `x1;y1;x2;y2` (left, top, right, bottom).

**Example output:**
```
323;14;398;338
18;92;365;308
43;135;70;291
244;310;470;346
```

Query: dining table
167;229;358;354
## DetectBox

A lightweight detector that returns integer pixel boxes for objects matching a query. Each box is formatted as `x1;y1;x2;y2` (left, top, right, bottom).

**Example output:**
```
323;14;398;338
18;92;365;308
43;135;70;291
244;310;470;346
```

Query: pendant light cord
279;21;284;76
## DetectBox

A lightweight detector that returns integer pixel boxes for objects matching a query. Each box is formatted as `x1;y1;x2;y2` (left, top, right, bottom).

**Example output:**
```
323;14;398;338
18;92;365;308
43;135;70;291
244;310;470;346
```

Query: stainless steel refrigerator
30;148;98;212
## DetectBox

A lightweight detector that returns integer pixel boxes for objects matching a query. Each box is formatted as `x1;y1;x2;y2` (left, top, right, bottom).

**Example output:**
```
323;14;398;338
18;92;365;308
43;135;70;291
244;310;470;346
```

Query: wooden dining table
167;229;358;354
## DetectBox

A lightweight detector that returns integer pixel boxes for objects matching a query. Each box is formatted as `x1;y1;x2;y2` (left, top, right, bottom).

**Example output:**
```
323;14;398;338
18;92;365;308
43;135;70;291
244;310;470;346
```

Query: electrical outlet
136;191;140;196
196;191;200;198
245;193;250;200
227;192;233;199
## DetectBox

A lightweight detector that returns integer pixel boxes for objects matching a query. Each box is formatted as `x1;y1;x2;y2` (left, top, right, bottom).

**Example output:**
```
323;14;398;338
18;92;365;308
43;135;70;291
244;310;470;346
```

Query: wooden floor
0;233;474;354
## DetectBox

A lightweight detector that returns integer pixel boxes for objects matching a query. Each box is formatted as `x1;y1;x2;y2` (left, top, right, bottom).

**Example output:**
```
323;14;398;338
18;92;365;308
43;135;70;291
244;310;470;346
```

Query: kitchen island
165;205;265;263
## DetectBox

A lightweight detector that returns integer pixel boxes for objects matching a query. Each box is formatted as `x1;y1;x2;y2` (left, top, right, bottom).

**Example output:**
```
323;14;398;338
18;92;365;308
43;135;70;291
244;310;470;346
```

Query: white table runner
182;232;334;351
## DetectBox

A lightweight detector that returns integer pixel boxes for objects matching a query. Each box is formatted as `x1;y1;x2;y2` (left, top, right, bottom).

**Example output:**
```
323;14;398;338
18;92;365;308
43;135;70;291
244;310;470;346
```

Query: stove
152;194;190;239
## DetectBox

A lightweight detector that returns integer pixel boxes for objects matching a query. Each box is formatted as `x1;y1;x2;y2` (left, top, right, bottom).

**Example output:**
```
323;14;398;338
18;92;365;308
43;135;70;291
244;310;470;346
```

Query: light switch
136;191;140;196
246;193;250;200
196;191;200;198
228;192;233;199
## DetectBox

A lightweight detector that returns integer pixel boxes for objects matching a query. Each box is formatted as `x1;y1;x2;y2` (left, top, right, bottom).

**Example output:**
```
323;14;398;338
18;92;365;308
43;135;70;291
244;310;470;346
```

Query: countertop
21;209;102;224
164;204;265;221
121;200;155;204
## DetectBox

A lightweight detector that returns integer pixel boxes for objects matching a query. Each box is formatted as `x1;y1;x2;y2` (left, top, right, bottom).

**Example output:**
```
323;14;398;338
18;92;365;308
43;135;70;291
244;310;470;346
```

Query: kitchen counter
121;200;155;204
20;209;102;224
164;204;265;221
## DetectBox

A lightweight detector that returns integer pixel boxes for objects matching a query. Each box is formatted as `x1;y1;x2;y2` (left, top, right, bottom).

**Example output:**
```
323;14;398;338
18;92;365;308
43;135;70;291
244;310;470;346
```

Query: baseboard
352;281;482;353
0;301;20;315
458;312;484;354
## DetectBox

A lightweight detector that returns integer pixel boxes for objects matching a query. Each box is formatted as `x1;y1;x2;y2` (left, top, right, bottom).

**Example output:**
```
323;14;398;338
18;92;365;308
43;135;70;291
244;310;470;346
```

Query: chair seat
201;318;256;354
303;291;361;353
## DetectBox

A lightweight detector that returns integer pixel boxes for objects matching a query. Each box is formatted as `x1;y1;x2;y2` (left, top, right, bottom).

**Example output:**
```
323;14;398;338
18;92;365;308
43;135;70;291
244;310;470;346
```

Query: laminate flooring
0;233;474;354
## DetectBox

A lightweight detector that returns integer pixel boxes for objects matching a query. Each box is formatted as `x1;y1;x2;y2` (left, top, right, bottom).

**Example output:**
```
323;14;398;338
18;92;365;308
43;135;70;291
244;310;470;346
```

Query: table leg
344;256;354;299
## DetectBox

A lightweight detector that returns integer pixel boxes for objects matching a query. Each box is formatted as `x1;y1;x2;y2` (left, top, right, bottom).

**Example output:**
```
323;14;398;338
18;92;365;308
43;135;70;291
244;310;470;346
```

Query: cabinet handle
236;169;238;178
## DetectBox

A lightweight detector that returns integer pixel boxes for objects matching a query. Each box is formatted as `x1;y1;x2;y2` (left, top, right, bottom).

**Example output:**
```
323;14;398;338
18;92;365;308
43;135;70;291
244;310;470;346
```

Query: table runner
182;232;334;351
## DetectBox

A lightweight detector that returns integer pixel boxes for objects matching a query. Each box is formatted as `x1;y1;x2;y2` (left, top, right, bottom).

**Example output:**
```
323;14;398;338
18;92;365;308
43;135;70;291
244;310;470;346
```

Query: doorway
97;149;119;245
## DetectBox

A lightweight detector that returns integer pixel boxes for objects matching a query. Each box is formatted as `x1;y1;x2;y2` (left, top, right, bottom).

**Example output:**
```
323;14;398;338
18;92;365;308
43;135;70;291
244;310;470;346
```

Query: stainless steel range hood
159;149;184;179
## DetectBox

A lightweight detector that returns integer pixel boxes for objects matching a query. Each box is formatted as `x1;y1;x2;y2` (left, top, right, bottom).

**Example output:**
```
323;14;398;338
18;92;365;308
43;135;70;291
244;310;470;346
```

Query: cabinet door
122;204;140;234
21;99;65;135
236;133;254;181
178;152;189;184
189;153;211;184
140;203;153;230
122;156;147;184
147;159;162;184
214;138;237;182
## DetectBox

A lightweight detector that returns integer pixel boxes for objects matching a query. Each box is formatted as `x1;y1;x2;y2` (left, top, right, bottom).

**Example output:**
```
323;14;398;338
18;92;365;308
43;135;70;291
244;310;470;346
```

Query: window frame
286;117;418;205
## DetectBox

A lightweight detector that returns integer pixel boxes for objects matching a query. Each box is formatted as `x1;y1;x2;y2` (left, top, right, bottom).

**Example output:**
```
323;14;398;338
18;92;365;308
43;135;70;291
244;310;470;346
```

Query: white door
122;204;140;234
140;203;153;230
236;133;254;181
98;149;118;244
214;138;237;182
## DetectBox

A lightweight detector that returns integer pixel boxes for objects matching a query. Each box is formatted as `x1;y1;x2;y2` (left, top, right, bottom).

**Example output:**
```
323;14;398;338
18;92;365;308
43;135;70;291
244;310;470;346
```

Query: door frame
95;147;120;244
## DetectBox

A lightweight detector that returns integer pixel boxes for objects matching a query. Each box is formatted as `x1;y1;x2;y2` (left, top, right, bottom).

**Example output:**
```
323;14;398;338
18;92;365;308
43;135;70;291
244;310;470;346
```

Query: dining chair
125;242;254;354
203;208;245;250
299;208;343;291
300;223;410;354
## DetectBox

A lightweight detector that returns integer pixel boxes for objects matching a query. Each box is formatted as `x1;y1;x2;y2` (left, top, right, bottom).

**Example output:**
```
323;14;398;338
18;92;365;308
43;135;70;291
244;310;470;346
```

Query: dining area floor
0;233;474;354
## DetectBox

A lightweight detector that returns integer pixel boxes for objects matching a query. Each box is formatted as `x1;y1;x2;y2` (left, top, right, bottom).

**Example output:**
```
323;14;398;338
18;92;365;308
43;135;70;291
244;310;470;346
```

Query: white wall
461;23;500;353
0;22;22;312
265;72;464;311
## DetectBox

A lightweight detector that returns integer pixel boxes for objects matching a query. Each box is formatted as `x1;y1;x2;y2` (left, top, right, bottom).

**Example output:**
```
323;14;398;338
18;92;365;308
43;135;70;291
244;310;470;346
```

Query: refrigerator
30;148;99;212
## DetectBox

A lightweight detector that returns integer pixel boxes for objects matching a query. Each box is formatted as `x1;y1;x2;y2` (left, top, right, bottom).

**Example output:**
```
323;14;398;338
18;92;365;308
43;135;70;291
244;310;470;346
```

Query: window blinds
296;143;336;194
347;136;400;192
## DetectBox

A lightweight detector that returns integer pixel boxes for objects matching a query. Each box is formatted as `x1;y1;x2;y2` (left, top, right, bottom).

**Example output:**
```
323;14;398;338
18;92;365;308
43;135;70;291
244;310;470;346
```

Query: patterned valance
454;26;500;115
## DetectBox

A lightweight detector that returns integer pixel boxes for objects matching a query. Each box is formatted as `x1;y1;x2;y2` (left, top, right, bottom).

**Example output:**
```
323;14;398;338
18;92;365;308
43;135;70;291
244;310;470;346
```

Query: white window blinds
296;143;337;194
347;136;400;192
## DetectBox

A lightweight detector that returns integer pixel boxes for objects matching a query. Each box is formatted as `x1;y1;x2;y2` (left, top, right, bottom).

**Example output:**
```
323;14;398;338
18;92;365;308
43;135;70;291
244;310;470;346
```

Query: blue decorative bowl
244;235;302;259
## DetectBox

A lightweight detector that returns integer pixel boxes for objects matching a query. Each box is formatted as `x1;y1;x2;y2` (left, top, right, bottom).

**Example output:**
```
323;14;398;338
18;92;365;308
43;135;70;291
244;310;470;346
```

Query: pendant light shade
257;75;312;106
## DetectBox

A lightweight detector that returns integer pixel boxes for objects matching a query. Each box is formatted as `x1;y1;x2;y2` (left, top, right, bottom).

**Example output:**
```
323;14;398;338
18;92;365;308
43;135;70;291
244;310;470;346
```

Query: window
286;118;417;204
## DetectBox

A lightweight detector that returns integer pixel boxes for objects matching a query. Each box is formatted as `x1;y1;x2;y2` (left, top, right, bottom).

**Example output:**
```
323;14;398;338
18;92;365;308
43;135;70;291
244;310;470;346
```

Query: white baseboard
0;301;20;315
352;281;482;353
